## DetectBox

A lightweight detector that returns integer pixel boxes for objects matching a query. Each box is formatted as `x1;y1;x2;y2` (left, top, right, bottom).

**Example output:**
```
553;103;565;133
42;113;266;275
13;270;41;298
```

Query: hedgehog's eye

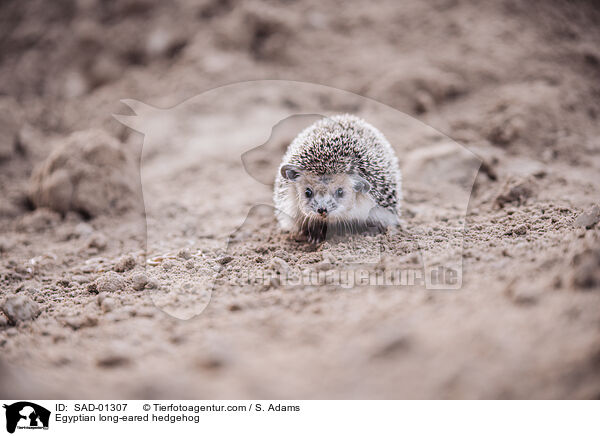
336;188;344;198
305;188;313;198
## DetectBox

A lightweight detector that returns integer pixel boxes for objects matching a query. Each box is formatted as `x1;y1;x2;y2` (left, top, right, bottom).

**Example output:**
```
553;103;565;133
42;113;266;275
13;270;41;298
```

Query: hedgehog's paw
292;230;322;245
300;220;328;245
307;234;325;245
293;230;308;243
303;229;326;245
364;220;387;235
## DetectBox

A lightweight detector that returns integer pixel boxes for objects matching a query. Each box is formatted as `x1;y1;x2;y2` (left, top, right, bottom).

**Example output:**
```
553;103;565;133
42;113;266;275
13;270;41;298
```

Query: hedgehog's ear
352;175;371;193
281;164;302;181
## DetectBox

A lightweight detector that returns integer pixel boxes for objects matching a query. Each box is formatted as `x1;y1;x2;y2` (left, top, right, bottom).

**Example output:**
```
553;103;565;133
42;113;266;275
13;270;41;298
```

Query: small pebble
217;256;234;265
571;248;600;290
114;255;135;272
74;222;94;237
96;292;108;305
504;284;539;306
96;271;125;293
315;261;333;271
514;224;528;235
146;278;159;289
322;252;337;264
272;250;289;260
87;282;98;293
97;353;130;368
495;178;534;208
100;297;116;313
131;272;149;291
371;333;411;359
574;205;600;229
87;233;108;250
269;257;289;273
65;314;98;330
72;274;90;284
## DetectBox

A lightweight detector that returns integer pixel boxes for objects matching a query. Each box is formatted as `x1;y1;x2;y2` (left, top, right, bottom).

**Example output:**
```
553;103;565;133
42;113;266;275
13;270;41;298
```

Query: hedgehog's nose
317;207;327;217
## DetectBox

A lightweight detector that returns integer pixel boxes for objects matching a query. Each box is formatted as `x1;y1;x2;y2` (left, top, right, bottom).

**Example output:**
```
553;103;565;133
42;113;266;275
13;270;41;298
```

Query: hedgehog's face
280;165;370;221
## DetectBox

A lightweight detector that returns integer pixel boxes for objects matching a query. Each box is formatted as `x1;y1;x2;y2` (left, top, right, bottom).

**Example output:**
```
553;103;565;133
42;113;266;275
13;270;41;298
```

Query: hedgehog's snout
314;195;334;218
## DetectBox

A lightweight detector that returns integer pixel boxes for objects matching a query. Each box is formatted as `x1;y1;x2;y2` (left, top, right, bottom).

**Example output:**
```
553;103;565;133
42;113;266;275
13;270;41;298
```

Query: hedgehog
273;114;402;244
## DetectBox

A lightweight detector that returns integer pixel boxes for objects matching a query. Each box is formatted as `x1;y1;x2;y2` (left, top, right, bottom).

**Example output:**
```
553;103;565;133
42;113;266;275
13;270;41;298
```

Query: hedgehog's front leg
302;219;328;244
364;218;388;235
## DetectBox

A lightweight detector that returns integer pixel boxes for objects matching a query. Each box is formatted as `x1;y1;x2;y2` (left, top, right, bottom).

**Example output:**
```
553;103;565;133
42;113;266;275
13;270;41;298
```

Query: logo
3;402;50;434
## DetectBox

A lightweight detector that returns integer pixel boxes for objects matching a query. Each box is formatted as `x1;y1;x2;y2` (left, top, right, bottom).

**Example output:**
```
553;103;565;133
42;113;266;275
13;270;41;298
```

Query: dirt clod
114;255;136;272
571;248;600;290
65;314;98;330
574;205;600;229
495;177;535;208
131;272;149;291
96;271;126;293
87;233;108;250
403;142;481;192
514;224;528;236
28;130;141;218
268;257;289;274
97;353;131;368
504;282;540;306
0;295;41;325
96;292;108;305
217;4;292;61
100;297;116;313
17;209;61;232
372;333;412;359
217;256;233;265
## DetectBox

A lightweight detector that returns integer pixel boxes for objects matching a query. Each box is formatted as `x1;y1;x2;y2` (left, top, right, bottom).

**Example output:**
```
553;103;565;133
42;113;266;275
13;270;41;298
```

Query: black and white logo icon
3;402;50;434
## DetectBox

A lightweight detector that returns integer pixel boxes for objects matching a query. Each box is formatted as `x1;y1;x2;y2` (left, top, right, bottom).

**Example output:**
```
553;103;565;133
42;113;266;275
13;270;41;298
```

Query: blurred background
0;0;599;399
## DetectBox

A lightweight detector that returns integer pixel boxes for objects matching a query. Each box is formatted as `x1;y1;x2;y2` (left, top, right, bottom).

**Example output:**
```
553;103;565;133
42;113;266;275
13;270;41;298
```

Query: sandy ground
1;0;600;399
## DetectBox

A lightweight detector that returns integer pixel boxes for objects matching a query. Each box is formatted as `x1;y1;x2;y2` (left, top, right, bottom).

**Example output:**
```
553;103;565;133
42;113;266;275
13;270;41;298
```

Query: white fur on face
293;173;354;217
274;170;399;234
274;184;299;231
